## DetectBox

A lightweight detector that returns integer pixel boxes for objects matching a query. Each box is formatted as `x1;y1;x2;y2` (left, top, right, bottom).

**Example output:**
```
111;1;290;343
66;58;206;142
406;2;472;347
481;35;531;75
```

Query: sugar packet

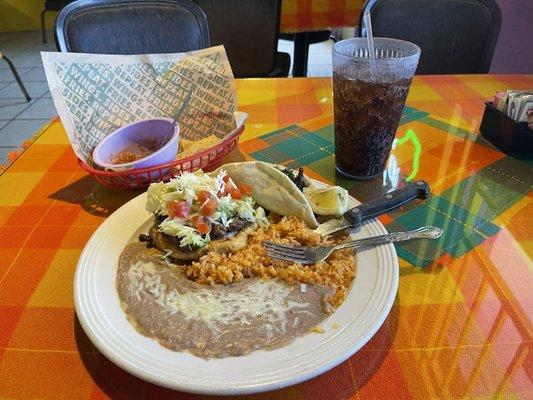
492;90;533;124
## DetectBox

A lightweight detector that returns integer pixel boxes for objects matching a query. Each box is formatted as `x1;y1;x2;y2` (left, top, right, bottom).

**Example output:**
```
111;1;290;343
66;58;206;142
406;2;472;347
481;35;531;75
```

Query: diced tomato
218;176;237;197
240;184;252;196
167;200;190;218
192;215;210;234
197;189;211;203
199;198;218;216
225;178;237;191
229;188;243;200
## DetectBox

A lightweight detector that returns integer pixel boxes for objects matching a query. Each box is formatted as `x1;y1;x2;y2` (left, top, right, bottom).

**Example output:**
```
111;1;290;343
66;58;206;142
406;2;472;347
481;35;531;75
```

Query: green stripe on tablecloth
251;125;335;167
400;106;429;125
260;125;300;140
386;195;500;266
418;115;481;142
314;125;334;142
440;156;533;221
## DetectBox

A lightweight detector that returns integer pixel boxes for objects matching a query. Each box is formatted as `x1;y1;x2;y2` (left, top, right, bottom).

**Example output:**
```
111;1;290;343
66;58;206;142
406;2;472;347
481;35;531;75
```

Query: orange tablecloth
280;0;364;33
0;75;532;399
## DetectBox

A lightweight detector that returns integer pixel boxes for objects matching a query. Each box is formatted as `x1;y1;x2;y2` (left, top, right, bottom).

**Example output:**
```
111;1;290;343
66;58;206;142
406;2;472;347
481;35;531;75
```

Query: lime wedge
303;186;349;216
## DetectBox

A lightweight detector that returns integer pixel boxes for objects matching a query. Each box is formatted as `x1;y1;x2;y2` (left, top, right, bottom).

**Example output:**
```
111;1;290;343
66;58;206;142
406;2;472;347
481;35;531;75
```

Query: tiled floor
0;31;333;165
0;32;57;164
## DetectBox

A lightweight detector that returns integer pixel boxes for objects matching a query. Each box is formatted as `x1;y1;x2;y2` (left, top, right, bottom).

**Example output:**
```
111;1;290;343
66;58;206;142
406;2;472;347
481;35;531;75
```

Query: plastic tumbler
332;38;421;180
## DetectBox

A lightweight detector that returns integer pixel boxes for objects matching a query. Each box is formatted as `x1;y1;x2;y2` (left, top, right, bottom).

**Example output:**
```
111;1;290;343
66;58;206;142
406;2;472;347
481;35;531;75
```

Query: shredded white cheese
127;261;312;335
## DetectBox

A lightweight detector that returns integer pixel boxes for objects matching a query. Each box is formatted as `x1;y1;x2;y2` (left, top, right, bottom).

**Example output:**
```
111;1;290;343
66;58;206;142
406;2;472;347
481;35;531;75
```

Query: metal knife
314;180;430;236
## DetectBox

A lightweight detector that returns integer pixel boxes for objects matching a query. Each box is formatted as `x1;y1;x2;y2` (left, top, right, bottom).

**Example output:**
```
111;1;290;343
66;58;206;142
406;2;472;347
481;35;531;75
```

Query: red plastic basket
78;124;245;190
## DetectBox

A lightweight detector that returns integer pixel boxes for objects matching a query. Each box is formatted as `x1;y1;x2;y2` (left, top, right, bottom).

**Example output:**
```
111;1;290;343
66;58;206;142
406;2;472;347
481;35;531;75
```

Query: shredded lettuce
145;170;222;215
158;218;210;247
217;195;236;216
147;171;267;240
146;181;168;214
235;196;256;221
210;211;222;222
214;170;227;193
180;230;211;248
254;207;268;227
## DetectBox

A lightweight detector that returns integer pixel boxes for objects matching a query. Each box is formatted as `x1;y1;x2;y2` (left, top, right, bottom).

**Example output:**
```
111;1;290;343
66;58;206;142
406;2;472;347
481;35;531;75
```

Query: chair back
55;0;210;54
45;1;77;11
193;0;283;77
359;0;501;74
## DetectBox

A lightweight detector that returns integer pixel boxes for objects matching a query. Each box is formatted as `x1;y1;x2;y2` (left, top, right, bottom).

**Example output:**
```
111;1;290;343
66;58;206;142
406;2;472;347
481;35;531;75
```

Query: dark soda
333;73;412;179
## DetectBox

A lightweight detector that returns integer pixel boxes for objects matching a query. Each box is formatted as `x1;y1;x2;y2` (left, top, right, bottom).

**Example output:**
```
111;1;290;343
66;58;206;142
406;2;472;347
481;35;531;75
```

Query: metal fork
262;226;443;264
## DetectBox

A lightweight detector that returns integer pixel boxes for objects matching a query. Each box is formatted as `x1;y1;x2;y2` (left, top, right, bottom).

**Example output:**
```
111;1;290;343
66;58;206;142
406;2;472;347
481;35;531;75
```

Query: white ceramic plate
74;180;399;395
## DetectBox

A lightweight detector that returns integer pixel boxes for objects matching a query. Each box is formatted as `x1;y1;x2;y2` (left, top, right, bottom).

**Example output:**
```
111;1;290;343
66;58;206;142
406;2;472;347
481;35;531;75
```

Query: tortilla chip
178;135;221;158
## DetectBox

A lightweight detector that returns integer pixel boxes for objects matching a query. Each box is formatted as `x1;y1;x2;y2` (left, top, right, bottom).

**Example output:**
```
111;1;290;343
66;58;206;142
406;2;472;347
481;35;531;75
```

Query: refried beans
117;242;335;359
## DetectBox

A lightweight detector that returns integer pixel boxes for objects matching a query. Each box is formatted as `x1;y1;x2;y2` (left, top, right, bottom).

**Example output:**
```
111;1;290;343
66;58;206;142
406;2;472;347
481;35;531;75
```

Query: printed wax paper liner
41;46;237;164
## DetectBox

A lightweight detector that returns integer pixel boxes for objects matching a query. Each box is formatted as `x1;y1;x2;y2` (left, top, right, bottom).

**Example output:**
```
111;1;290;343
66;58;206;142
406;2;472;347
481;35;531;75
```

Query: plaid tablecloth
0;75;532;399
280;0;364;33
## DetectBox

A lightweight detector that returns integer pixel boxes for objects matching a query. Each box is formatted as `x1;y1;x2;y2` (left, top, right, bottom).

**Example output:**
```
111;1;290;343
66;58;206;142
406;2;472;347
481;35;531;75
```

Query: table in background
280;0;365;77
0;75;532;399
280;0;362;33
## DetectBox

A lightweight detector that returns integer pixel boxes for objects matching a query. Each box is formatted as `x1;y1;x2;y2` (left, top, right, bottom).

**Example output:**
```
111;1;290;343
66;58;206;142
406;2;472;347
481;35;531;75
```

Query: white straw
363;11;377;80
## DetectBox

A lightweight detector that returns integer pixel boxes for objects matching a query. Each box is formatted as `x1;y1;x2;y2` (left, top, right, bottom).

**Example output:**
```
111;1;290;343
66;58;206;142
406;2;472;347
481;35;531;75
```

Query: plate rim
74;179;399;395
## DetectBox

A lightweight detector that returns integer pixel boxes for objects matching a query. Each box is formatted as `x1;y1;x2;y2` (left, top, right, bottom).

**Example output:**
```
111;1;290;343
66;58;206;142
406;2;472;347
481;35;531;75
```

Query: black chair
359;0;501;74
193;0;290;77
55;0;210;54
41;1;76;44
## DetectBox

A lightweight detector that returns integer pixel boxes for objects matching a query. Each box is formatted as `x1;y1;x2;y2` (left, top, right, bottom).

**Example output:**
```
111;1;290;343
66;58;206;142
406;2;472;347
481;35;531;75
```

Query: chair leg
41;9;47;44
292;32;310;77
1;54;32;102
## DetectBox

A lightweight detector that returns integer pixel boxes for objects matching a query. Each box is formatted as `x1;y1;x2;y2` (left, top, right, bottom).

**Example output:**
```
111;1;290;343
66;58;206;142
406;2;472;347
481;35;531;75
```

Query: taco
211;161;318;228
145;169;267;261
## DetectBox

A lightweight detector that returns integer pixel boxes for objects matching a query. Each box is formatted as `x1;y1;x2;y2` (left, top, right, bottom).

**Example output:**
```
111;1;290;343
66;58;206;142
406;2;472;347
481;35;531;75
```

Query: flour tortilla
211;161;318;228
